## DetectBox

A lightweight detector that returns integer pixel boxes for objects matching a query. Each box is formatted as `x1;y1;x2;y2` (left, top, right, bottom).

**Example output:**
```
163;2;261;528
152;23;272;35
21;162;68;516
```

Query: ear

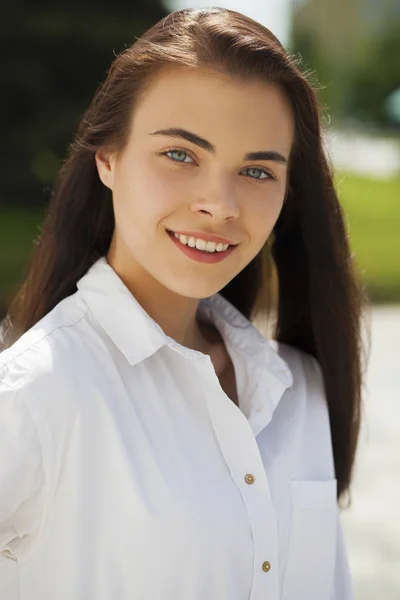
95;148;116;191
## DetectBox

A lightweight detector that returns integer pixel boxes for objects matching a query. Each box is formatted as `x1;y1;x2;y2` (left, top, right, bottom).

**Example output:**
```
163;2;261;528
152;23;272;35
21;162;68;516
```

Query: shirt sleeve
331;507;355;600
0;381;46;561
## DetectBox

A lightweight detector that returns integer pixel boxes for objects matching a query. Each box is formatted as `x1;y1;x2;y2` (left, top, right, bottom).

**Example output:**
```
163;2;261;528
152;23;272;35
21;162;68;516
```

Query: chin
158;276;225;300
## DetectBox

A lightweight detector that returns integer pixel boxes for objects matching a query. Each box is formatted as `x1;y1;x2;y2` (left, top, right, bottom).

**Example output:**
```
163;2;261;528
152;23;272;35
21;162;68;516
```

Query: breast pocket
282;479;338;600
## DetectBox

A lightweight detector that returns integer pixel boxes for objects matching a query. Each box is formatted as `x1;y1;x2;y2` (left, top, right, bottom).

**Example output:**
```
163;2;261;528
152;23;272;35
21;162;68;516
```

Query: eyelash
159;148;277;182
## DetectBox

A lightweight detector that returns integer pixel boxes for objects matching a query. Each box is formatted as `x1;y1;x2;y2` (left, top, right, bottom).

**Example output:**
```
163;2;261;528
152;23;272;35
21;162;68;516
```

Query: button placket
245;473;272;575
198;360;279;598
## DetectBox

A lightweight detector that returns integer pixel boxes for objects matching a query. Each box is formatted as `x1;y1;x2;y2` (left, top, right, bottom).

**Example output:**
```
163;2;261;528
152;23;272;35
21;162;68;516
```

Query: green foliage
289;30;355;125
291;14;400;126
1;2;168;208
0;207;46;317
350;25;400;125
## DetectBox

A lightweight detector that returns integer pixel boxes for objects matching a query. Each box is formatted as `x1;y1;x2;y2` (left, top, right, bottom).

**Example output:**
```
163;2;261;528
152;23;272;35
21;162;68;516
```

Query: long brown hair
1;7;370;508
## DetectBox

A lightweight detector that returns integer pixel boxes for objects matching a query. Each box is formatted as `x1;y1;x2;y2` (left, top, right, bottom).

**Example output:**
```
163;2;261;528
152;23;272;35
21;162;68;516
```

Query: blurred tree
350;24;400;126
290;0;360;122
0;0;168;208
290;0;400;127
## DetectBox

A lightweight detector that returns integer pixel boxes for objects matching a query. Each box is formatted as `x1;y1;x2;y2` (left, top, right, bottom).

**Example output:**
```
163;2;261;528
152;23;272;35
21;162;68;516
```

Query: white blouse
0;256;354;600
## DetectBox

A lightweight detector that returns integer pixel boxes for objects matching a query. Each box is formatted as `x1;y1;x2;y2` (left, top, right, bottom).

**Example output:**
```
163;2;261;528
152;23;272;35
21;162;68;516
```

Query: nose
190;174;240;221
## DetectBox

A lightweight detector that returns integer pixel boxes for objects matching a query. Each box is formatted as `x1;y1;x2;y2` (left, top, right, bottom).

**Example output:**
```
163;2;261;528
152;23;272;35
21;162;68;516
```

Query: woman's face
95;66;294;299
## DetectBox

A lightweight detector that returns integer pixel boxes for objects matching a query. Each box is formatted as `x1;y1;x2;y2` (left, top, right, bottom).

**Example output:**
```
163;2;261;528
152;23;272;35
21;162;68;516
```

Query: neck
106;249;220;354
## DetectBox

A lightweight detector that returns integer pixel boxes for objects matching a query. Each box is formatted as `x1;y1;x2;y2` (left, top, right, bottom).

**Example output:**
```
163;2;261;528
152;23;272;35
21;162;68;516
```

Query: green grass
334;171;400;303
0;170;399;312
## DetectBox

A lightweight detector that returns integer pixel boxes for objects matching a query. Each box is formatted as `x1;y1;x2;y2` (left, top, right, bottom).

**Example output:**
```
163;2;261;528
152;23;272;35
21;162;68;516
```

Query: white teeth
195;239;207;251
173;232;230;253
205;241;217;252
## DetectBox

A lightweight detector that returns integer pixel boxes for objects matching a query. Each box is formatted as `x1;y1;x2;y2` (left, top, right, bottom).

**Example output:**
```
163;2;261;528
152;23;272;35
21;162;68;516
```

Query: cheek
245;188;285;238
131;159;185;215
111;164;181;243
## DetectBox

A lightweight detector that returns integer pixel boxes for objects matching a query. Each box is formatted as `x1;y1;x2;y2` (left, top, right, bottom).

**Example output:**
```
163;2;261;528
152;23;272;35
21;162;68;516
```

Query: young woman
0;7;370;600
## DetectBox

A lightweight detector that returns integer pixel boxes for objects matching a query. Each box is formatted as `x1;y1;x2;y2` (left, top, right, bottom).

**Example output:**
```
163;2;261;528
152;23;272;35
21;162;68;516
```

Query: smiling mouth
166;229;237;263
166;230;236;253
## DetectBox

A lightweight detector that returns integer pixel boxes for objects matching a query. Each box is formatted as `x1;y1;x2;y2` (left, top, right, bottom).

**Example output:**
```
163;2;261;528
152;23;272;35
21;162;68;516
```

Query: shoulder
0;291;92;418
272;340;325;397
272;340;335;479
1;290;88;366
265;338;329;433
0;293;103;486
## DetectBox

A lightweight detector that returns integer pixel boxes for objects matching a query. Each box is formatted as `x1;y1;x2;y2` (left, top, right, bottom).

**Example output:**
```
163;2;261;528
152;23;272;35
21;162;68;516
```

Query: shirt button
244;473;255;484
262;561;271;572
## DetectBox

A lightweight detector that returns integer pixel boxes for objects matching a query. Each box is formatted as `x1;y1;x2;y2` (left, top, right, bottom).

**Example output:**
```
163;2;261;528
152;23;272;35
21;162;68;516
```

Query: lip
167;229;238;246
167;230;237;264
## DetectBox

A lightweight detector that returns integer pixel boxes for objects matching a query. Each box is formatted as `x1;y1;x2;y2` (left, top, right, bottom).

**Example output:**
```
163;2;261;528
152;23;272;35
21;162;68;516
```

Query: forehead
131;66;294;152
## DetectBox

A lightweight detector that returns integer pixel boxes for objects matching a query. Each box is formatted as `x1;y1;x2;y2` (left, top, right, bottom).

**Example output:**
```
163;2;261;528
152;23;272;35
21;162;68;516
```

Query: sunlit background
1;1;399;597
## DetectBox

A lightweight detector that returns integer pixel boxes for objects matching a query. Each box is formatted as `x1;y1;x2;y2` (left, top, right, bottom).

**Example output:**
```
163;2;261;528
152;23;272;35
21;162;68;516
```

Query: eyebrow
149;127;288;164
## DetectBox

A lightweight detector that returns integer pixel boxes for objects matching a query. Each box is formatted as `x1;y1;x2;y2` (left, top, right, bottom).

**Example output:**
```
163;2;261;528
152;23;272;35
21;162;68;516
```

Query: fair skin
95;66;294;390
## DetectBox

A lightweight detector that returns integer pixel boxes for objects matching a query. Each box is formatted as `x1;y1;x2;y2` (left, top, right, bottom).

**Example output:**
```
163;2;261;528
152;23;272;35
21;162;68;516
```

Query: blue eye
161;148;276;181
243;167;274;181
163;149;194;163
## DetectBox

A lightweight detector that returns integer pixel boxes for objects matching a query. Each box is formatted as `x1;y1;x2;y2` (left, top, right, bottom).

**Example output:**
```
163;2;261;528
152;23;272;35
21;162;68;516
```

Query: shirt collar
76;256;293;395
